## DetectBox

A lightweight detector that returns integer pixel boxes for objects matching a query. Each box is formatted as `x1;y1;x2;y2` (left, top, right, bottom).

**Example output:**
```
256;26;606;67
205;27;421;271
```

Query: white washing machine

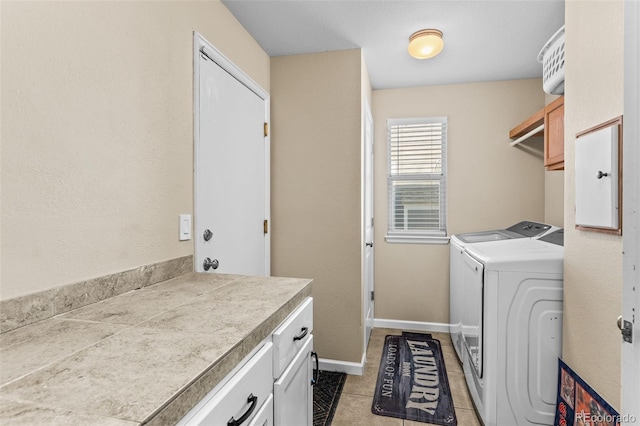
461;230;564;426
449;221;554;361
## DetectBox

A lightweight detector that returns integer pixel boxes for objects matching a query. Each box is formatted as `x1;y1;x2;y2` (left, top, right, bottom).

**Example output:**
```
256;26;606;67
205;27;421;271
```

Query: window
386;117;448;244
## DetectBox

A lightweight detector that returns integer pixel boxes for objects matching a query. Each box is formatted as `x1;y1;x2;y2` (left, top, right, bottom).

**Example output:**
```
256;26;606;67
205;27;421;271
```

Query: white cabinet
272;297;315;426
248;394;274;426
178;343;273;426
274;335;314;425
178;297;314;426
272;297;313;378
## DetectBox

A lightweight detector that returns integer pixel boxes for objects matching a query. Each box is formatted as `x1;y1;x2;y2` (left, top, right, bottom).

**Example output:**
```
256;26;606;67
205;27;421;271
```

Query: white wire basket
537;25;565;95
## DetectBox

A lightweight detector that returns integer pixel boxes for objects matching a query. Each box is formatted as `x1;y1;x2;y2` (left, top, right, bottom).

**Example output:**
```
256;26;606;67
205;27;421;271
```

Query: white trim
193;33;202;272
388;117;448;126
384;235;450;245
622;0;640;419
196;33;268;100
318;321;451;376
373;318;451;333
361;98;375;362
318;353;366;376
264;97;271;275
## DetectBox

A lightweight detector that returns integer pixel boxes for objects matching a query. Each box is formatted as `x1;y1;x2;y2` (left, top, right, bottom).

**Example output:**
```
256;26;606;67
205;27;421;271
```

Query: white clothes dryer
449;221;554;361
461;231;564;426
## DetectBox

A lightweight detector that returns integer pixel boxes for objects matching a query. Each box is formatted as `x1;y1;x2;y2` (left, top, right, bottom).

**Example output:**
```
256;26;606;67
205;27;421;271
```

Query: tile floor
331;328;482;426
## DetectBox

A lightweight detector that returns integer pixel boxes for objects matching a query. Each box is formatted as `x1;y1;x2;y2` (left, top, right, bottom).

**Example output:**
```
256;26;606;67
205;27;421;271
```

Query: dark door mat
372;332;457;425
313;370;347;426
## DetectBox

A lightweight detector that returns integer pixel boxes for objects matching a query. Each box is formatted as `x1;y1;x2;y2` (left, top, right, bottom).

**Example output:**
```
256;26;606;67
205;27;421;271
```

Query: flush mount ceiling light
408;29;444;59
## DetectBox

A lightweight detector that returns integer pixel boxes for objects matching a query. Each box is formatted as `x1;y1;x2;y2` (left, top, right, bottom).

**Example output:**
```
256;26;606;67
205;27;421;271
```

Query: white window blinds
387;117;447;239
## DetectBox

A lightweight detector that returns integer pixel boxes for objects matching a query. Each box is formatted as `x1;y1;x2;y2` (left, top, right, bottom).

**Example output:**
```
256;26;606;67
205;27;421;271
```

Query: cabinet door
544;96;564;170
274;335;313;426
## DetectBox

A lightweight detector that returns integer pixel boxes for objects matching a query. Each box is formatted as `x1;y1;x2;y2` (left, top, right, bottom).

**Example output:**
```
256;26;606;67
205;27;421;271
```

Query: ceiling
221;0;565;90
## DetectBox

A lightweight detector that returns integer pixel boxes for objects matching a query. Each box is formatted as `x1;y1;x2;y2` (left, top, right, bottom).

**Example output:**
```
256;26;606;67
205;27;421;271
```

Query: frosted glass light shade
408;29;444;59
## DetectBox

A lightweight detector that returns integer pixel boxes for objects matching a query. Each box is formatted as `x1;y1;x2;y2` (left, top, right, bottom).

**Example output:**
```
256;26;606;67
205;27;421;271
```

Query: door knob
617;315;623;330
617;315;633;343
203;229;213;241
366;242;373;247
203;257;219;271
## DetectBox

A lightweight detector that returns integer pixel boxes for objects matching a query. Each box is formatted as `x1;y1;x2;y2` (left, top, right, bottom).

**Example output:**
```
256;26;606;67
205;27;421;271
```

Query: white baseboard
317;321;450;376
318;352;366;376
373;318;450;333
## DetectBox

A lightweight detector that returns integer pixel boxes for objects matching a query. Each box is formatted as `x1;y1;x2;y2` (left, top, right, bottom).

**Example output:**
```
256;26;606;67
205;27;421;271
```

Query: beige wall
372;79;546;323
563;0;624;408
544;94;565;227
271;49;363;363
361;52;373;110
0;1;269;300
545;171;565;227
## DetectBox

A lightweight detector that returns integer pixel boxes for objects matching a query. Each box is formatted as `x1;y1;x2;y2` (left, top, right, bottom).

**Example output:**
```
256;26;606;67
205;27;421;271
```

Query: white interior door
622;0;640;419
363;101;375;350
194;34;269;276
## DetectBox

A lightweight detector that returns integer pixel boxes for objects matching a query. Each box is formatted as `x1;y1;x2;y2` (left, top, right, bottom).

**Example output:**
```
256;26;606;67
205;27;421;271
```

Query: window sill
384;234;450;245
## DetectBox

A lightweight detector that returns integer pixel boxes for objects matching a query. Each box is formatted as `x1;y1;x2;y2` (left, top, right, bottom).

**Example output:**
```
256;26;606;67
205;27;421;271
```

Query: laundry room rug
371;332;457;425
313;370;347;426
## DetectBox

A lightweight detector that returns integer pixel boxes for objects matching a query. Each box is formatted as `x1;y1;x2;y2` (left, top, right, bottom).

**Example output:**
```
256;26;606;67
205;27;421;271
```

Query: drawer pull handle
311;351;319;386
227;393;258;426
293;326;308;341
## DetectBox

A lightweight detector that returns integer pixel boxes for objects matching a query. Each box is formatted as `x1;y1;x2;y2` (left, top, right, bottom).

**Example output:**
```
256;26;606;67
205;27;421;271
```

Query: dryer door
449;241;464;362
462;253;484;378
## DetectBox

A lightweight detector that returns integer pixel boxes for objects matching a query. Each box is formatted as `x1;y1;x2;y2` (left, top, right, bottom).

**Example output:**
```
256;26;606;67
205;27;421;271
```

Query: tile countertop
0;273;313;425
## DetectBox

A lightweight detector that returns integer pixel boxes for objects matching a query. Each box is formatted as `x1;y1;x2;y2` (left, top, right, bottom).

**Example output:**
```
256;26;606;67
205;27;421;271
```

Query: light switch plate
179;214;191;241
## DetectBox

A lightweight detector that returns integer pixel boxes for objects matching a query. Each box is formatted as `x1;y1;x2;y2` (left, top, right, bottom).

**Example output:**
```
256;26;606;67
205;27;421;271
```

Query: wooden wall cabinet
544;96;565;170
509;95;565;171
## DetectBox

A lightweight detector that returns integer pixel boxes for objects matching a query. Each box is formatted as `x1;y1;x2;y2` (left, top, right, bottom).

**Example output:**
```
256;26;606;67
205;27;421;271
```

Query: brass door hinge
263;219;269;234
264;122;269;137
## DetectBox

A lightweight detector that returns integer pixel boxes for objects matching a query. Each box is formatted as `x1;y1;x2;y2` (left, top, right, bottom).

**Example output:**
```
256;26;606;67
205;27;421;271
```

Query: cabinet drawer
272;297;313;378
181;342;273;426
248;393;273;426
